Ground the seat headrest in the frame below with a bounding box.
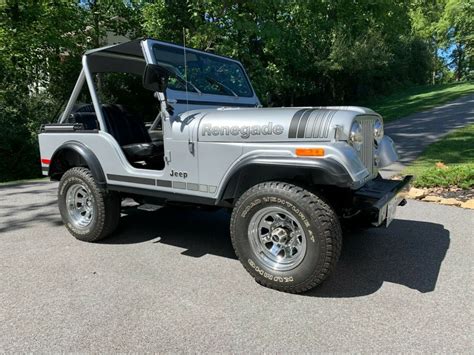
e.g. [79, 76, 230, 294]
[69, 112, 99, 130]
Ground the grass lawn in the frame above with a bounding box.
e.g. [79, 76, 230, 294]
[363, 81, 474, 122]
[403, 124, 474, 189]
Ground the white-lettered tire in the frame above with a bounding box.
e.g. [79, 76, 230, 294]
[58, 167, 120, 242]
[230, 181, 342, 293]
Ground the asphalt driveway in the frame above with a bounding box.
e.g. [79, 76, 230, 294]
[381, 93, 474, 177]
[1, 181, 472, 352]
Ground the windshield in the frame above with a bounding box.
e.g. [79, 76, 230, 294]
[152, 43, 253, 98]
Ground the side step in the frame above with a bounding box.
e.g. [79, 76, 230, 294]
[137, 204, 163, 212]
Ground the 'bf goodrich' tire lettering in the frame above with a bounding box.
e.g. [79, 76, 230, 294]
[230, 181, 342, 293]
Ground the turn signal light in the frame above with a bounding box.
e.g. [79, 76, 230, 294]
[295, 148, 325, 157]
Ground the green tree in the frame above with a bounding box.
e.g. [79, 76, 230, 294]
[0, 0, 449, 181]
[0, 1, 88, 181]
[437, 0, 473, 80]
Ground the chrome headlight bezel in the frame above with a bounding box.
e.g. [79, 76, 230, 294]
[374, 118, 384, 143]
[349, 121, 363, 150]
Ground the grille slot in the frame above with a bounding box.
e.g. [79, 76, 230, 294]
[357, 117, 377, 177]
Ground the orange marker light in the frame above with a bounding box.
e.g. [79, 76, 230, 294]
[295, 148, 325, 157]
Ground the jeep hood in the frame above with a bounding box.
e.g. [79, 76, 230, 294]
[187, 106, 380, 142]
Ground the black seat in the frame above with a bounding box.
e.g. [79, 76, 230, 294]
[101, 105, 151, 146]
[121, 142, 163, 160]
[67, 112, 99, 130]
[69, 105, 164, 169]
[101, 105, 164, 168]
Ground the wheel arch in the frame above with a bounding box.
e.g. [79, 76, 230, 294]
[49, 141, 106, 188]
[217, 157, 354, 206]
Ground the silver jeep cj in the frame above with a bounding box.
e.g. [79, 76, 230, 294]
[38, 38, 411, 293]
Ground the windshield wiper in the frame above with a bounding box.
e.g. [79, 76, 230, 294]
[170, 68, 202, 95]
[206, 77, 238, 98]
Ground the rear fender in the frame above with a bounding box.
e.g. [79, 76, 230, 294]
[49, 141, 106, 188]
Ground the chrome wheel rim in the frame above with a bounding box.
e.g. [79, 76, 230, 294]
[66, 183, 94, 228]
[248, 206, 307, 271]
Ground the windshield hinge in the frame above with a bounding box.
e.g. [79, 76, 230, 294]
[165, 150, 172, 164]
[188, 140, 195, 155]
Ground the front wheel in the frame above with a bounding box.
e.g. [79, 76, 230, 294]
[230, 182, 342, 293]
[58, 167, 120, 242]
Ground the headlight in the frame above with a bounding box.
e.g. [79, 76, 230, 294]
[374, 118, 384, 143]
[349, 121, 363, 150]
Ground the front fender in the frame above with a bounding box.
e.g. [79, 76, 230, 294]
[377, 136, 398, 168]
[216, 143, 372, 204]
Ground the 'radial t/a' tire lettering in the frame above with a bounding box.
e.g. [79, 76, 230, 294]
[230, 181, 342, 293]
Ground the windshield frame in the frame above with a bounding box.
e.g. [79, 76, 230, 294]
[142, 39, 258, 100]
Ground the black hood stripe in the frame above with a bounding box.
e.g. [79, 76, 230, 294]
[288, 109, 307, 138]
[297, 109, 314, 138]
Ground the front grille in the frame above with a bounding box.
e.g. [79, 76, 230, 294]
[357, 117, 377, 177]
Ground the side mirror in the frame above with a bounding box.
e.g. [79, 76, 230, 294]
[143, 64, 169, 92]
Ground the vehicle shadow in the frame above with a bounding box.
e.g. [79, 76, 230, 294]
[307, 219, 450, 297]
[106, 207, 450, 297]
[105, 207, 236, 259]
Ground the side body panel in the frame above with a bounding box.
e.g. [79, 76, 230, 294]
[39, 106, 398, 203]
[38, 117, 210, 198]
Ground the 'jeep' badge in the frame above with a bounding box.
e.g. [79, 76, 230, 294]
[170, 170, 188, 179]
[201, 122, 284, 139]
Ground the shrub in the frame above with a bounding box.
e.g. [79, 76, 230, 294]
[413, 164, 474, 189]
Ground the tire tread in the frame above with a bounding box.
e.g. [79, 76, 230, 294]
[59, 167, 120, 242]
[230, 181, 342, 293]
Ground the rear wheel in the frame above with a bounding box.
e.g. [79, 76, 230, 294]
[230, 181, 342, 293]
[58, 167, 120, 242]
